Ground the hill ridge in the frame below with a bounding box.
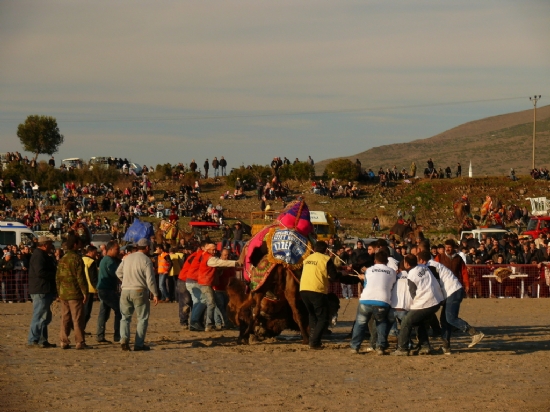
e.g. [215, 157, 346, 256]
[317, 105, 550, 176]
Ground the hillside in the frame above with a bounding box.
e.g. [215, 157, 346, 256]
[8, 173, 550, 244]
[105, 175, 550, 241]
[316, 105, 550, 176]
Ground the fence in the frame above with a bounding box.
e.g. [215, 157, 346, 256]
[466, 264, 549, 299]
[0, 270, 29, 303]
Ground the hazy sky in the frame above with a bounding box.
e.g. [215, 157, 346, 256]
[1, 0, 549, 170]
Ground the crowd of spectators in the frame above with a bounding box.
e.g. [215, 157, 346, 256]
[311, 179, 359, 198]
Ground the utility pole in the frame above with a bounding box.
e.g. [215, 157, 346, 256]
[530, 95, 541, 170]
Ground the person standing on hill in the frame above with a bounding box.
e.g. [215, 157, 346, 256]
[410, 162, 417, 177]
[456, 162, 462, 178]
[203, 159, 210, 179]
[219, 156, 227, 176]
[212, 157, 220, 177]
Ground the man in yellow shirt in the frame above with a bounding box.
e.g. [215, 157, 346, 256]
[82, 245, 99, 334]
[168, 247, 185, 302]
[300, 241, 360, 350]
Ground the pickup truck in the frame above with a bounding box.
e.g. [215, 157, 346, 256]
[460, 228, 510, 243]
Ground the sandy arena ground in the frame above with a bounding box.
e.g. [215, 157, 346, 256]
[1, 298, 550, 412]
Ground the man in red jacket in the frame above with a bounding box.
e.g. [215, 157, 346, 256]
[197, 243, 239, 332]
[184, 243, 205, 331]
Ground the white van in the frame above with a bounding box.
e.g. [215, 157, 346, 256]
[0, 222, 38, 248]
[89, 157, 110, 170]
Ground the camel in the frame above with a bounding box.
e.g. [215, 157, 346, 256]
[226, 200, 315, 345]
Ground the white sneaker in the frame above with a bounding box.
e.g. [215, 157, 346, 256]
[468, 332, 485, 348]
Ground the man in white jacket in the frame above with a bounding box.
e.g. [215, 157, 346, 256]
[392, 253, 444, 356]
[350, 250, 396, 355]
[425, 251, 485, 354]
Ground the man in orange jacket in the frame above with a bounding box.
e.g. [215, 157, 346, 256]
[177, 249, 196, 328]
[155, 245, 172, 303]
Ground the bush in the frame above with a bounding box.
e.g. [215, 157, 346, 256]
[323, 159, 359, 181]
[226, 165, 271, 187]
[153, 163, 173, 179]
[278, 162, 315, 182]
[180, 171, 201, 186]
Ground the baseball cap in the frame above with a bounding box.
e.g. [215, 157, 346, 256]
[137, 238, 150, 247]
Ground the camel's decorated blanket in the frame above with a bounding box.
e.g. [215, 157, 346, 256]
[244, 200, 315, 291]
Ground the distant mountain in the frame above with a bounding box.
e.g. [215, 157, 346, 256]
[316, 105, 550, 176]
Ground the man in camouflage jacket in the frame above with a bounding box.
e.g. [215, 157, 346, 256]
[56, 233, 89, 349]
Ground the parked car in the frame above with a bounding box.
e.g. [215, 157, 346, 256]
[0, 222, 37, 249]
[90, 233, 113, 249]
[127, 162, 143, 176]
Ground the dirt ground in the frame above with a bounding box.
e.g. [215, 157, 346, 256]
[1, 298, 549, 412]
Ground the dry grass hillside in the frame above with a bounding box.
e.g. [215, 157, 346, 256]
[316, 105, 550, 176]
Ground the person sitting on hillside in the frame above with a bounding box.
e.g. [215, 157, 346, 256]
[233, 187, 245, 200]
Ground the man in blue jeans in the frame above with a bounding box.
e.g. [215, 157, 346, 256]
[27, 236, 57, 348]
[116, 238, 159, 351]
[185, 243, 206, 331]
[350, 250, 396, 355]
[96, 240, 122, 344]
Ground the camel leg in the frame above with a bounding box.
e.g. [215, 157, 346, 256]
[237, 316, 249, 345]
[284, 271, 309, 345]
[244, 292, 263, 342]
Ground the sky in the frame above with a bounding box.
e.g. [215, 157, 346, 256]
[1, 0, 550, 170]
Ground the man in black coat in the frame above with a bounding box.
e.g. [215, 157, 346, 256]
[203, 159, 210, 179]
[27, 237, 57, 348]
[219, 156, 227, 176]
[350, 240, 374, 273]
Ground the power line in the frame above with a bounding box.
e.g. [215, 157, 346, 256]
[0, 95, 534, 124]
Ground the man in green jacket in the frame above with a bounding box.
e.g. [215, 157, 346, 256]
[56, 233, 89, 349]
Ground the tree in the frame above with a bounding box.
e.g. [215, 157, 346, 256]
[17, 115, 64, 162]
[323, 158, 360, 181]
[278, 162, 315, 182]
